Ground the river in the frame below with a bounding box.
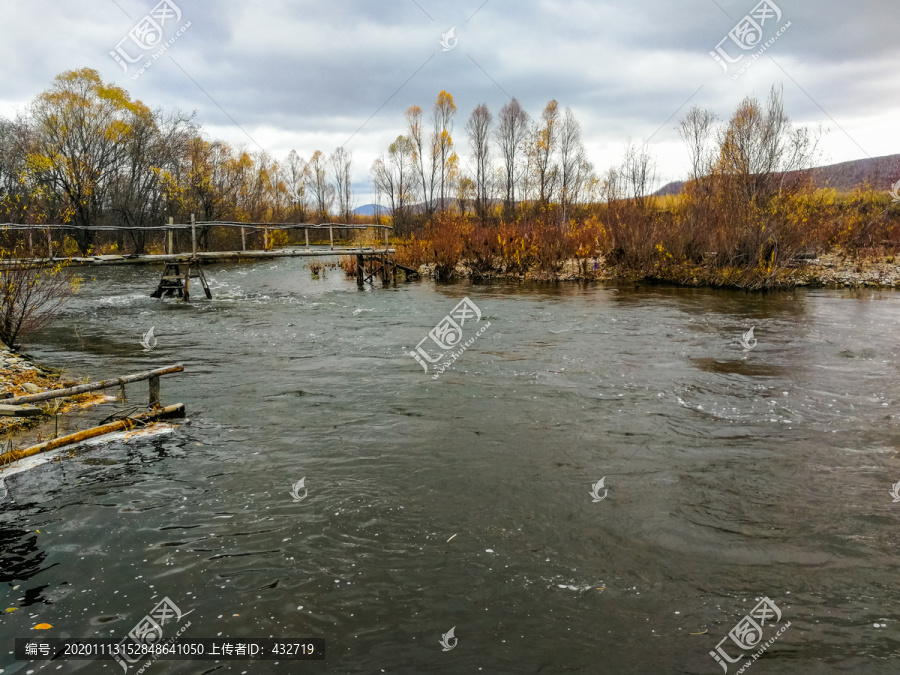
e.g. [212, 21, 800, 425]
[1, 260, 899, 674]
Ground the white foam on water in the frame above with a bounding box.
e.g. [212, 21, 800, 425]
[0, 423, 177, 479]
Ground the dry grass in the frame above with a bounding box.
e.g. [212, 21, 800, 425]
[339, 256, 357, 277]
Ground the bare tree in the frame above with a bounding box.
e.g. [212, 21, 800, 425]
[717, 86, 820, 204]
[558, 107, 590, 225]
[495, 98, 529, 221]
[371, 135, 418, 234]
[466, 103, 493, 224]
[307, 150, 333, 222]
[534, 99, 559, 208]
[406, 105, 435, 217]
[678, 106, 718, 183]
[330, 146, 353, 222]
[621, 140, 657, 208]
[110, 109, 195, 253]
[0, 256, 76, 349]
[282, 150, 310, 222]
[0, 116, 40, 225]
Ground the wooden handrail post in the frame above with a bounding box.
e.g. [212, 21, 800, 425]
[304, 227, 309, 248]
[329, 225, 334, 250]
[168, 217, 174, 255]
[241, 226, 246, 251]
[149, 376, 160, 407]
[191, 213, 197, 258]
[3, 365, 184, 406]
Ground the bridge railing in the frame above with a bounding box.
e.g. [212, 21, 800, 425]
[0, 218, 393, 257]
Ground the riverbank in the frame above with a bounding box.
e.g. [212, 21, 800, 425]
[413, 248, 900, 288]
[0, 348, 114, 442]
[0, 347, 70, 434]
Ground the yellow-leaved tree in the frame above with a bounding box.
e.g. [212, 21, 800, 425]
[28, 68, 152, 255]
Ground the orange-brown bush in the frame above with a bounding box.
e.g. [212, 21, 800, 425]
[424, 212, 471, 280]
[340, 256, 357, 277]
[388, 184, 900, 288]
[394, 235, 428, 271]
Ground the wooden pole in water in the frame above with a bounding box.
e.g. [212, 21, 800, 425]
[191, 213, 197, 258]
[0, 404, 185, 466]
[186, 213, 196, 301]
[264, 226, 269, 251]
[329, 225, 334, 250]
[149, 375, 160, 407]
[356, 254, 364, 286]
[241, 226, 246, 251]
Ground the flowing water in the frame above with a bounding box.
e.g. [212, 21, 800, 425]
[2, 260, 900, 674]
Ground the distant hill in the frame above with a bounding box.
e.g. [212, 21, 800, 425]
[809, 154, 900, 192]
[654, 154, 900, 196]
[353, 204, 391, 216]
[655, 180, 685, 196]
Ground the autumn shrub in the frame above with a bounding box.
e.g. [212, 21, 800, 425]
[270, 229, 290, 249]
[460, 223, 501, 278]
[394, 235, 428, 270]
[531, 220, 573, 275]
[828, 188, 899, 253]
[340, 256, 357, 277]
[424, 212, 470, 280]
[569, 216, 608, 277]
[0, 249, 78, 348]
[61, 236, 83, 257]
[602, 199, 666, 273]
[493, 220, 531, 275]
[352, 227, 381, 249]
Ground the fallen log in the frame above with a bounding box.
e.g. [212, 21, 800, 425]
[0, 404, 43, 417]
[3, 365, 184, 406]
[0, 403, 185, 466]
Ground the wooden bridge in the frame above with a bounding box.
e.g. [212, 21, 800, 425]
[0, 218, 420, 301]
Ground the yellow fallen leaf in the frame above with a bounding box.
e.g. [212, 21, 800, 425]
[33, 623, 52, 630]
[690, 629, 708, 635]
[5, 607, 18, 613]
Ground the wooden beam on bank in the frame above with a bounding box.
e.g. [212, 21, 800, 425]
[0, 404, 43, 417]
[3, 365, 184, 406]
[0, 404, 185, 466]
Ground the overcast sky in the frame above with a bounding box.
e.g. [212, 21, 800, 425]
[1, 0, 898, 205]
